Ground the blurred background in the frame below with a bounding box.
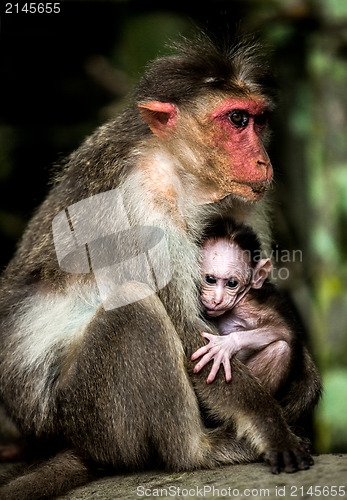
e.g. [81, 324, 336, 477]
[1, 0, 347, 453]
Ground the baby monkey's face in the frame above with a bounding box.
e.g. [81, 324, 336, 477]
[200, 238, 252, 317]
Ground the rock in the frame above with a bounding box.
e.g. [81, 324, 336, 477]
[55, 454, 347, 499]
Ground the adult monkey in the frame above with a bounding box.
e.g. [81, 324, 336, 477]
[0, 36, 318, 499]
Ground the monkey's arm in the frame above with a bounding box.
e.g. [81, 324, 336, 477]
[191, 328, 289, 384]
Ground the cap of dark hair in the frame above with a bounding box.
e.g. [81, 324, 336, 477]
[202, 217, 262, 264]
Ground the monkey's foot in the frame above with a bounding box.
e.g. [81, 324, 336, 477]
[262, 447, 314, 474]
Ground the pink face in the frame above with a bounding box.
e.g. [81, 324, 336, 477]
[138, 96, 273, 203]
[201, 239, 252, 317]
[210, 97, 273, 199]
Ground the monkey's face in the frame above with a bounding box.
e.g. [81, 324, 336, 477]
[139, 95, 273, 204]
[200, 239, 252, 317]
[204, 96, 273, 202]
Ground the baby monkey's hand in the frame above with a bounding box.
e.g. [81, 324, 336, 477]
[191, 332, 242, 383]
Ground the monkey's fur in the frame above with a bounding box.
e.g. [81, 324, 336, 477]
[0, 36, 321, 499]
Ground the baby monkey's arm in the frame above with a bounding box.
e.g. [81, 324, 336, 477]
[191, 328, 290, 387]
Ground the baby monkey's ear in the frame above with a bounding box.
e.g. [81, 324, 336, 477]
[251, 258, 272, 289]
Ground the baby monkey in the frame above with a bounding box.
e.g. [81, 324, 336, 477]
[192, 218, 293, 394]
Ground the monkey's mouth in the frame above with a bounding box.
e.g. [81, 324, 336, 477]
[230, 180, 271, 202]
[248, 182, 270, 194]
[204, 307, 226, 317]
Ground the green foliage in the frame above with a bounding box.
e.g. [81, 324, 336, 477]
[316, 369, 347, 452]
[318, 0, 347, 20]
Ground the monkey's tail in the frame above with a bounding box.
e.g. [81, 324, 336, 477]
[0, 449, 93, 500]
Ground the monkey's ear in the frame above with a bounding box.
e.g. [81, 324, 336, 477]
[138, 101, 177, 137]
[251, 258, 272, 289]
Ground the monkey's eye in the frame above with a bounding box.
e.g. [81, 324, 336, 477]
[226, 279, 238, 288]
[228, 111, 249, 128]
[254, 113, 269, 127]
[205, 275, 217, 285]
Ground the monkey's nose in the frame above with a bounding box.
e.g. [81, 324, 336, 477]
[213, 296, 223, 306]
[256, 159, 267, 168]
[257, 158, 271, 171]
[256, 150, 273, 182]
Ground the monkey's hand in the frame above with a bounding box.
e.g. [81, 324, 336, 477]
[191, 332, 242, 384]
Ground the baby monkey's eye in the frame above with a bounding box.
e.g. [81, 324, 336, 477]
[226, 279, 238, 288]
[205, 275, 217, 285]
